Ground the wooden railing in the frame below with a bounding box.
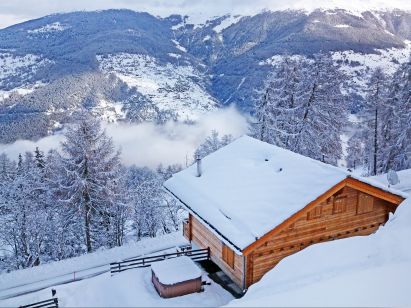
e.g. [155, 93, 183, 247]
[110, 248, 210, 274]
[20, 298, 58, 308]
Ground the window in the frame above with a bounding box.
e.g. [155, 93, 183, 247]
[307, 206, 322, 220]
[222, 243, 235, 269]
[357, 193, 374, 214]
[333, 196, 347, 214]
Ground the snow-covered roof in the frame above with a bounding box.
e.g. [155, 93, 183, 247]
[151, 256, 202, 285]
[164, 136, 407, 251]
[370, 169, 411, 194]
[229, 197, 411, 307]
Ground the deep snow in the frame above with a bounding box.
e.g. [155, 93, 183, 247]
[151, 256, 202, 285]
[0, 267, 232, 307]
[165, 136, 406, 251]
[229, 197, 411, 307]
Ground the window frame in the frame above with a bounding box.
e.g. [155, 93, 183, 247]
[333, 196, 347, 214]
[357, 192, 374, 215]
[307, 206, 322, 220]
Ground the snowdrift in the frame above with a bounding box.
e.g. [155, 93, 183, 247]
[230, 198, 411, 307]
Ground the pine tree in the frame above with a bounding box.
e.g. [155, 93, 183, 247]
[295, 53, 346, 164]
[379, 58, 411, 172]
[34, 147, 45, 169]
[361, 68, 387, 175]
[256, 56, 302, 147]
[256, 54, 346, 165]
[58, 115, 125, 253]
[127, 166, 164, 240]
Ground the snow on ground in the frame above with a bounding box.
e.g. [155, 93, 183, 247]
[334, 24, 351, 28]
[172, 39, 187, 53]
[151, 256, 202, 285]
[229, 197, 411, 307]
[260, 41, 411, 98]
[0, 53, 52, 89]
[0, 81, 48, 102]
[213, 15, 242, 33]
[0, 265, 233, 307]
[27, 22, 69, 34]
[371, 169, 411, 193]
[97, 53, 218, 121]
[0, 232, 187, 295]
[332, 40, 411, 96]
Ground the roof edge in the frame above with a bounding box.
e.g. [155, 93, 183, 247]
[163, 186, 244, 254]
[242, 176, 406, 255]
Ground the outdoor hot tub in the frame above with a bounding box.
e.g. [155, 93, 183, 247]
[151, 256, 202, 298]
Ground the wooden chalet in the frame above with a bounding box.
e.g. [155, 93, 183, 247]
[164, 136, 407, 291]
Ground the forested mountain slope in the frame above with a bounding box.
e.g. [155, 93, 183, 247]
[0, 8, 410, 142]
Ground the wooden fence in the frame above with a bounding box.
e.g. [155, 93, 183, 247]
[20, 298, 58, 308]
[110, 248, 210, 274]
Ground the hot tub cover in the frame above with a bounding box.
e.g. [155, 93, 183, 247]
[151, 256, 202, 285]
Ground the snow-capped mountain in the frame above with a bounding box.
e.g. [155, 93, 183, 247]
[0, 8, 410, 142]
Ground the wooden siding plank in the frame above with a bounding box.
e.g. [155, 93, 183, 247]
[246, 184, 401, 285]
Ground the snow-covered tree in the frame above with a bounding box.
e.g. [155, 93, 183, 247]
[360, 68, 388, 175]
[156, 163, 183, 181]
[0, 151, 49, 270]
[379, 58, 411, 173]
[255, 56, 302, 147]
[294, 53, 346, 165]
[127, 166, 164, 240]
[194, 130, 233, 159]
[58, 115, 125, 253]
[257, 54, 346, 165]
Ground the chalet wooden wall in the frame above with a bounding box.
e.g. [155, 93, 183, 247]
[245, 186, 398, 287]
[189, 215, 244, 288]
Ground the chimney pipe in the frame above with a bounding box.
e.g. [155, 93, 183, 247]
[196, 154, 202, 177]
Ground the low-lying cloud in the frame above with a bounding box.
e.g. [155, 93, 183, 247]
[0, 107, 249, 168]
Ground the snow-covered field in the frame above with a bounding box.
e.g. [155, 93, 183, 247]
[0, 233, 188, 300]
[0, 53, 52, 89]
[0, 266, 232, 307]
[0, 233, 233, 307]
[97, 53, 218, 120]
[230, 197, 411, 307]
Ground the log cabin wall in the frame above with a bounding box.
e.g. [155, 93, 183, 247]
[189, 215, 244, 288]
[246, 186, 398, 287]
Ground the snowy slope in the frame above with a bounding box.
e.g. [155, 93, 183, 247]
[332, 40, 411, 97]
[261, 40, 411, 99]
[97, 53, 218, 121]
[370, 169, 411, 193]
[0, 267, 232, 307]
[229, 197, 411, 307]
[0, 232, 187, 299]
[0, 232, 233, 307]
[0, 52, 52, 91]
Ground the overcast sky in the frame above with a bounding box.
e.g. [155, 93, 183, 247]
[0, 0, 410, 29]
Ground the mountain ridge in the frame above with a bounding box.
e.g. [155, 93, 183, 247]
[0, 8, 410, 142]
